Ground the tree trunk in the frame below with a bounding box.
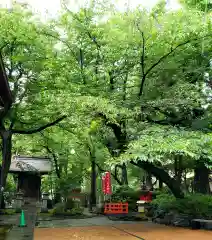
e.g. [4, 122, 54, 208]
[0, 169, 5, 209]
[174, 156, 183, 185]
[0, 130, 12, 208]
[131, 160, 184, 198]
[114, 164, 123, 185]
[90, 159, 96, 209]
[114, 163, 128, 186]
[146, 173, 153, 190]
[121, 163, 128, 185]
[194, 161, 210, 194]
[159, 180, 163, 189]
[54, 191, 61, 204]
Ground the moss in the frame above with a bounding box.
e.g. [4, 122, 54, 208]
[0, 209, 16, 215]
[37, 212, 51, 216]
[0, 224, 12, 240]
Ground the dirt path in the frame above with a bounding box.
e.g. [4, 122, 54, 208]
[34, 222, 212, 240]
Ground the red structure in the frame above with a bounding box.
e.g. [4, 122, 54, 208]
[105, 172, 112, 195]
[104, 203, 128, 214]
[102, 174, 106, 194]
[102, 171, 112, 195]
[140, 191, 152, 202]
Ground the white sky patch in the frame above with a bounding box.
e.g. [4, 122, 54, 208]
[1, 0, 181, 19]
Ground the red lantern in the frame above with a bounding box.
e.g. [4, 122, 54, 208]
[140, 191, 152, 202]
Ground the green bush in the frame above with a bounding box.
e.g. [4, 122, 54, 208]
[0, 209, 16, 215]
[51, 202, 84, 216]
[65, 199, 75, 210]
[151, 193, 212, 219]
[109, 186, 157, 211]
[52, 202, 65, 215]
[108, 186, 141, 211]
[69, 207, 84, 215]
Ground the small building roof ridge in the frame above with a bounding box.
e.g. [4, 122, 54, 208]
[13, 155, 51, 160]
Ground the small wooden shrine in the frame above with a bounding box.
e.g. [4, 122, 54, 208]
[9, 156, 52, 200]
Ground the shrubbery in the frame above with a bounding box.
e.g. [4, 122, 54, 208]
[0, 209, 16, 215]
[108, 186, 156, 211]
[50, 201, 84, 216]
[151, 193, 212, 220]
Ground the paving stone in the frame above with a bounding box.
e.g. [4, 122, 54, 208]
[6, 201, 37, 240]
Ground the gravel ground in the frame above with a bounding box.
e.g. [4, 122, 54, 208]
[34, 222, 212, 240]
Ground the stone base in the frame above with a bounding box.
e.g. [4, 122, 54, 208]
[41, 208, 49, 213]
[191, 219, 212, 230]
[15, 208, 22, 213]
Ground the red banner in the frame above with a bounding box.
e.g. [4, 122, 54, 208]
[102, 172, 112, 195]
[102, 173, 106, 194]
[105, 171, 112, 195]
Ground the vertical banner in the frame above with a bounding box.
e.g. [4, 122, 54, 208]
[102, 173, 106, 194]
[105, 171, 112, 195]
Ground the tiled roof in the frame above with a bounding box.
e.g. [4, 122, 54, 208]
[9, 156, 52, 173]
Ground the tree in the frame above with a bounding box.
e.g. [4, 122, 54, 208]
[0, 6, 68, 207]
[180, 0, 212, 12]
[4, 1, 212, 205]
[51, 2, 212, 197]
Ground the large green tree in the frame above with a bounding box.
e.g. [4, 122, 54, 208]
[51, 1, 212, 198]
[0, 5, 68, 207]
[3, 1, 212, 208]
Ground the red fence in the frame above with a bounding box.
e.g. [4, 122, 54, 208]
[104, 203, 128, 214]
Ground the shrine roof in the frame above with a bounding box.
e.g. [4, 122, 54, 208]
[9, 155, 52, 174]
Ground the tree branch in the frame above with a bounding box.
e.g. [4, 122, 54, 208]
[130, 160, 184, 198]
[79, 48, 86, 84]
[138, 34, 212, 97]
[95, 162, 122, 185]
[96, 113, 122, 141]
[44, 145, 61, 179]
[143, 104, 204, 128]
[12, 115, 66, 134]
[115, 164, 123, 185]
[38, 30, 78, 62]
[139, 30, 145, 82]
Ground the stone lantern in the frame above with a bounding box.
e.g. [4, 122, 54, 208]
[15, 191, 24, 212]
[41, 193, 49, 213]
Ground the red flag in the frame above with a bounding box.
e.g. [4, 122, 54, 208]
[105, 172, 112, 195]
[102, 173, 106, 194]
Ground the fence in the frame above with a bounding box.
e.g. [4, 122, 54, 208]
[104, 203, 128, 214]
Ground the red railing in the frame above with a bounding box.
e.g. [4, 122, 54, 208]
[104, 203, 128, 214]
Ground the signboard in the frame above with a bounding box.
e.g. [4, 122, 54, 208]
[105, 171, 112, 195]
[102, 172, 112, 195]
[102, 173, 106, 194]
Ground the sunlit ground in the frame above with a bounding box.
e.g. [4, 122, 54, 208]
[34, 223, 212, 240]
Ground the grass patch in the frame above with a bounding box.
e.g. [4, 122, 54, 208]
[0, 209, 16, 215]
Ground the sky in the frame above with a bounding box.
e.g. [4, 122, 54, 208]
[1, 0, 181, 18]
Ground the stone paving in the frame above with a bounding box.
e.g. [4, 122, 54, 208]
[2, 208, 212, 240]
[36, 215, 137, 228]
[0, 213, 19, 225]
[5, 201, 37, 240]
